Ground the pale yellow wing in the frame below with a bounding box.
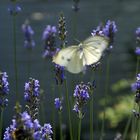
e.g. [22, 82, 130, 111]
[66, 49, 84, 74]
[52, 45, 78, 67]
[82, 35, 109, 65]
[53, 35, 109, 73]
[83, 35, 109, 52]
[53, 45, 85, 74]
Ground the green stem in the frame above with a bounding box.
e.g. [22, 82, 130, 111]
[40, 60, 48, 123]
[59, 111, 63, 140]
[13, 15, 18, 102]
[90, 93, 93, 140]
[130, 56, 140, 139]
[122, 113, 132, 139]
[100, 112, 105, 140]
[58, 85, 63, 140]
[27, 49, 32, 78]
[73, 12, 78, 39]
[137, 104, 140, 140]
[100, 55, 111, 140]
[64, 79, 73, 140]
[78, 118, 82, 140]
[51, 85, 56, 140]
[89, 71, 96, 140]
[131, 104, 137, 140]
[40, 91, 45, 124]
[0, 109, 3, 140]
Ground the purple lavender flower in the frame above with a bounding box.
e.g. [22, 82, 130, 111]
[21, 112, 33, 129]
[8, 5, 21, 16]
[4, 111, 34, 140]
[132, 74, 140, 119]
[103, 20, 117, 39]
[131, 74, 140, 92]
[41, 123, 53, 140]
[33, 119, 41, 131]
[135, 27, 140, 54]
[91, 25, 104, 36]
[0, 71, 9, 110]
[42, 25, 57, 40]
[33, 123, 53, 140]
[131, 83, 137, 92]
[33, 131, 42, 140]
[73, 104, 79, 113]
[135, 74, 140, 89]
[3, 104, 53, 140]
[22, 22, 35, 49]
[42, 25, 58, 58]
[3, 125, 16, 140]
[24, 78, 40, 120]
[54, 64, 65, 85]
[132, 74, 140, 103]
[136, 27, 140, 37]
[54, 98, 63, 111]
[73, 82, 91, 118]
[74, 84, 90, 101]
[135, 47, 140, 55]
[91, 20, 117, 48]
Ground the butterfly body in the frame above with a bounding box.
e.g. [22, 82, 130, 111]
[53, 35, 109, 74]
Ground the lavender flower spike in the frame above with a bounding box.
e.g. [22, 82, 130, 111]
[22, 21, 35, 49]
[41, 123, 53, 140]
[132, 73, 140, 103]
[3, 111, 33, 140]
[135, 47, 140, 56]
[54, 97, 63, 111]
[24, 78, 40, 120]
[0, 71, 9, 110]
[91, 20, 117, 47]
[73, 82, 92, 118]
[42, 25, 58, 58]
[8, 5, 21, 16]
[136, 27, 140, 37]
[3, 103, 53, 140]
[54, 64, 65, 85]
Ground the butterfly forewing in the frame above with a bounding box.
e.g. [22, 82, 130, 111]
[82, 35, 109, 65]
[83, 35, 109, 52]
[52, 46, 77, 67]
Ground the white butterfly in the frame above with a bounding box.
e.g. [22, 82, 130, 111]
[53, 35, 109, 74]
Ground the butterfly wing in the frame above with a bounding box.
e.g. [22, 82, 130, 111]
[66, 49, 84, 73]
[83, 35, 109, 52]
[53, 46, 77, 66]
[53, 35, 109, 74]
[53, 46, 84, 73]
[82, 35, 109, 65]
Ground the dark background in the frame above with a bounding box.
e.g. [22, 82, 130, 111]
[0, 0, 139, 139]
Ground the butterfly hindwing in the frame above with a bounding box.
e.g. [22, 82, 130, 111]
[83, 46, 102, 65]
[66, 49, 84, 73]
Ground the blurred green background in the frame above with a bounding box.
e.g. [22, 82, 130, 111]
[0, 0, 139, 139]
